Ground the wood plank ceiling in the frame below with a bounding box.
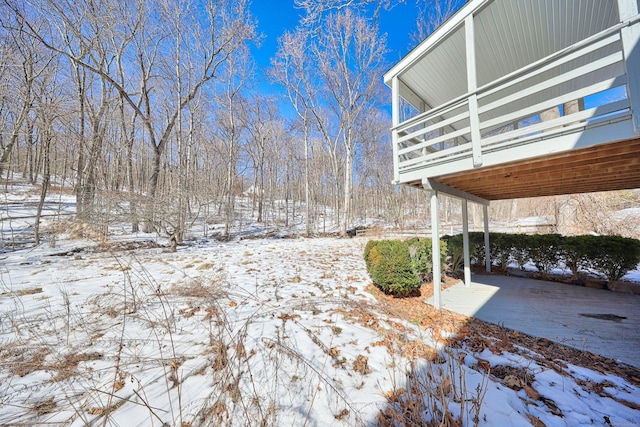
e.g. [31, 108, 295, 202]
[420, 138, 640, 200]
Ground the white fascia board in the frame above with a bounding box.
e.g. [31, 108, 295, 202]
[383, 0, 488, 86]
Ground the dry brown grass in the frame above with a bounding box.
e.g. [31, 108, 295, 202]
[32, 397, 57, 417]
[13, 287, 43, 297]
[49, 351, 103, 381]
[196, 262, 214, 271]
[5, 346, 50, 377]
[47, 220, 104, 240]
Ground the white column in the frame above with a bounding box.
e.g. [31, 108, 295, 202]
[431, 190, 441, 309]
[466, 14, 482, 166]
[618, 0, 640, 133]
[483, 204, 490, 272]
[462, 198, 471, 287]
[391, 76, 401, 182]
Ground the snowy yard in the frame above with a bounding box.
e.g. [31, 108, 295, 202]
[1, 233, 640, 426]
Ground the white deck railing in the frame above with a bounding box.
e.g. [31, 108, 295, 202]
[392, 22, 634, 179]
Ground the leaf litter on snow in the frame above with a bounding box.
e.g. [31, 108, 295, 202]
[1, 235, 639, 426]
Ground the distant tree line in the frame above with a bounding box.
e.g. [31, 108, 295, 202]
[1, 0, 637, 245]
[0, 0, 417, 242]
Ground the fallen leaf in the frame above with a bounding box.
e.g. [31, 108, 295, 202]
[525, 385, 541, 400]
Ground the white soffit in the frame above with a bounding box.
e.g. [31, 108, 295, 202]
[474, 0, 619, 87]
[387, 0, 621, 111]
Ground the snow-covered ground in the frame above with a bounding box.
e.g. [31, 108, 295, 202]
[2, 182, 640, 426]
[1, 235, 639, 426]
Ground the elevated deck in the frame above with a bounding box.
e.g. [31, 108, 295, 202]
[384, 0, 640, 308]
[384, 0, 640, 201]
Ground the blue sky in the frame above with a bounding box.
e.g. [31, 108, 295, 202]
[249, 1, 421, 72]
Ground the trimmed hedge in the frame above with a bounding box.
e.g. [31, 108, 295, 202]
[443, 232, 640, 281]
[584, 235, 640, 281]
[528, 234, 563, 279]
[364, 238, 447, 296]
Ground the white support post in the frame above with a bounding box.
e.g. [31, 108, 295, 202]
[618, 0, 640, 133]
[483, 204, 491, 272]
[465, 14, 483, 166]
[391, 76, 401, 182]
[469, 95, 482, 166]
[462, 198, 471, 287]
[431, 190, 442, 309]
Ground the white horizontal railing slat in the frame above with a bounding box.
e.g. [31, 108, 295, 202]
[481, 99, 631, 147]
[480, 110, 631, 155]
[480, 75, 627, 131]
[478, 52, 623, 115]
[398, 126, 470, 155]
[397, 109, 470, 145]
[398, 141, 472, 170]
[395, 99, 468, 133]
[479, 33, 621, 101]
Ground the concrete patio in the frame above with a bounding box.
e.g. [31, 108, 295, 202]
[427, 274, 640, 368]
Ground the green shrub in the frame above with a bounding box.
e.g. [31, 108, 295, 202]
[406, 237, 448, 281]
[528, 234, 563, 278]
[468, 232, 487, 266]
[363, 240, 420, 296]
[406, 238, 431, 283]
[560, 235, 592, 279]
[363, 239, 378, 271]
[443, 234, 476, 272]
[443, 234, 462, 272]
[586, 235, 640, 281]
[439, 232, 640, 282]
[491, 233, 514, 272]
[363, 238, 448, 296]
[510, 234, 532, 270]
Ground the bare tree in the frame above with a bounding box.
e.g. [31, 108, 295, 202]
[6, 0, 256, 233]
[0, 17, 52, 178]
[270, 30, 319, 236]
[411, 0, 464, 45]
[32, 58, 63, 245]
[313, 9, 387, 235]
[215, 49, 252, 239]
[294, 0, 395, 27]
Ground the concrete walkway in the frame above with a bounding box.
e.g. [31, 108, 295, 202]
[427, 274, 640, 368]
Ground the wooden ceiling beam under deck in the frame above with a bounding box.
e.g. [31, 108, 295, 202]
[413, 137, 640, 200]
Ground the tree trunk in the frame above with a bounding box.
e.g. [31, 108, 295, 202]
[304, 134, 311, 237]
[35, 131, 52, 245]
[74, 64, 87, 221]
[340, 146, 352, 237]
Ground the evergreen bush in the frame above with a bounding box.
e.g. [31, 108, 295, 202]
[406, 238, 432, 283]
[443, 234, 466, 272]
[468, 232, 487, 266]
[363, 239, 378, 271]
[363, 240, 420, 296]
[443, 232, 640, 282]
[491, 232, 514, 272]
[406, 237, 448, 281]
[525, 234, 563, 279]
[587, 235, 640, 281]
[560, 235, 592, 279]
[510, 234, 531, 270]
[364, 238, 448, 296]
[367, 233, 640, 293]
